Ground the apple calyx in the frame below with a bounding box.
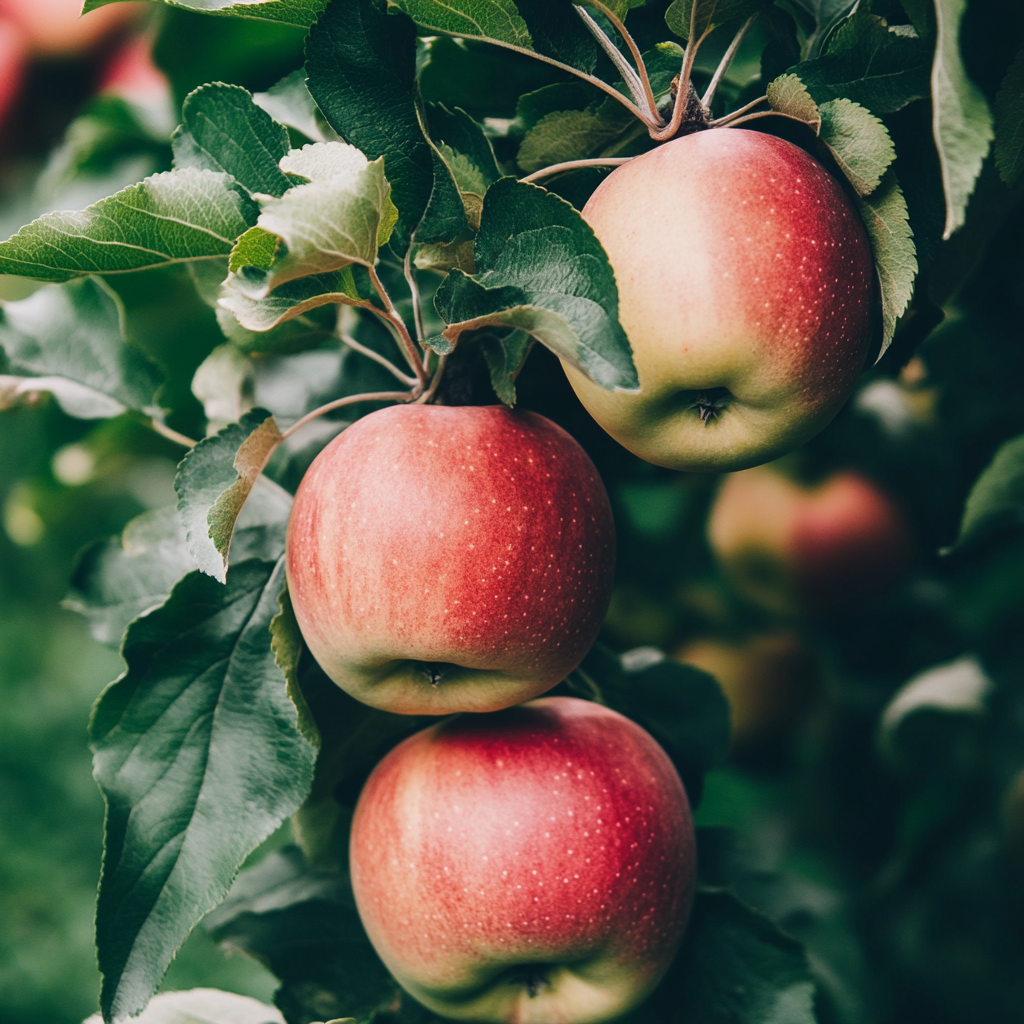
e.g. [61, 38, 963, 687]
[688, 388, 731, 425]
[417, 661, 453, 687]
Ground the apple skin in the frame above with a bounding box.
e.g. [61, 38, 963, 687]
[707, 463, 912, 615]
[350, 696, 695, 1024]
[562, 129, 875, 472]
[0, 17, 27, 126]
[0, 0, 143, 57]
[286, 405, 615, 716]
[675, 632, 820, 753]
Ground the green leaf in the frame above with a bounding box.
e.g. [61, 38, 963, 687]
[305, 0, 431, 251]
[175, 408, 286, 583]
[90, 557, 317, 1023]
[481, 328, 534, 405]
[216, 300, 337, 355]
[226, 143, 397, 298]
[994, 46, 1024, 188]
[229, 226, 280, 273]
[66, 481, 294, 648]
[204, 846, 398, 1024]
[254, 69, 338, 144]
[788, 0, 857, 58]
[665, 0, 769, 41]
[434, 177, 637, 390]
[416, 143, 471, 244]
[818, 97, 896, 196]
[220, 269, 364, 331]
[428, 103, 502, 189]
[392, 0, 532, 46]
[516, 107, 633, 174]
[0, 277, 164, 417]
[83, 0, 328, 27]
[956, 433, 1024, 548]
[0, 169, 258, 282]
[270, 585, 319, 747]
[82, 988, 286, 1024]
[931, 0, 994, 239]
[172, 83, 294, 198]
[855, 169, 916, 358]
[765, 73, 821, 131]
[651, 889, 818, 1023]
[788, 8, 931, 114]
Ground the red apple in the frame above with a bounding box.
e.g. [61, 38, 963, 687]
[350, 696, 695, 1023]
[674, 632, 820, 753]
[562, 128, 875, 472]
[707, 463, 913, 615]
[0, 0, 143, 58]
[99, 32, 167, 102]
[0, 17, 27, 126]
[286, 405, 615, 715]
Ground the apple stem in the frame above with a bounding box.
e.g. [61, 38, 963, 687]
[650, 18, 712, 141]
[708, 94, 770, 127]
[702, 15, 757, 113]
[339, 329, 419, 387]
[573, 3, 659, 122]
[148, 417, 197, 449]
[715, 108, 817, 131]
[520, 157, 634, 184]
[414, 354, 448, 405]
[278, 391, 414, 443]
[367, 264, 430, 390]
[403, 246, 427, 345]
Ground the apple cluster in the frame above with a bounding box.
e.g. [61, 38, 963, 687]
[286, 404, 696, 1023]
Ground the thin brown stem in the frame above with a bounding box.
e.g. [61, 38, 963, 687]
[702, 15, 756, 112]
[279, 390, 413, 442]
[367, 264, 429, 387]
[574, 4, 653, 119]
[150, 418, 197, 448]
[414, 353, 448, 405]
[403, 247, 426, 344]
[709, 93, 768, 127]
[650, 23, 712, 141]
[466, 36, 654, 126]
[521, 157, 633, 183]
[340, 332, 418, 386]
[717, 109, 816, 129]
[578, 0, 659, 121]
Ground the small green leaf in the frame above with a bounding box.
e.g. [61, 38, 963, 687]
[765, 73, 821, 131]
[391, 0, 532, 46]
[994, 46, 1024, 188]
[0, 169, 258, 282]
[255, 69, 337, 144]
[818, 97, 896, 196]
[434, 177, 637, 391]
[788, 8, 931, 114]
[204, 846, 398, 1023]
[416, 143, 471, 245]
[172, 83, 294, 198]
[956, 434, 1024, 548]
[305, 0, 431, 251]
[429, 104, 501, 188]
[175, 408, 285, 583]
[82, 989, 286, 1024]
[516, 107, 633, 174]
[855, 169, 917, 358]
[481, 329, 534, 406]
[83, 0, 327, 26]
[229, 226, 280, 272]
[0, 277, 163, 417]
[91, 558, 317, 1024]
[653, 890, 818, 1022]
[271, 583, 319, 747]
[931, 0, 994, 239]
[665, 0, 769, 41]
[220, 270, 364, 332]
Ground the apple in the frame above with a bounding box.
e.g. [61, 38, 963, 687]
[98, 32, 168, 102]
[350, 696, 695, 1024]
[0, 17, 27, 126]
[0, 0, 143, 58]
[562, 128, 875, 473]
[675, 632, 820, 753]
[707, 462, 912, 615]
[286, 404, 615, 716]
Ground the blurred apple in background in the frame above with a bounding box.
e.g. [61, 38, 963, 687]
[0, 0, 144, 58]
[708, 462, 913, 616]
[675, 632, 821, 757]
[0, 17, 27, 125]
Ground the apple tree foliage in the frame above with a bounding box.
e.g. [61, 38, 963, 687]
[0, 0, 1023, 1022]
